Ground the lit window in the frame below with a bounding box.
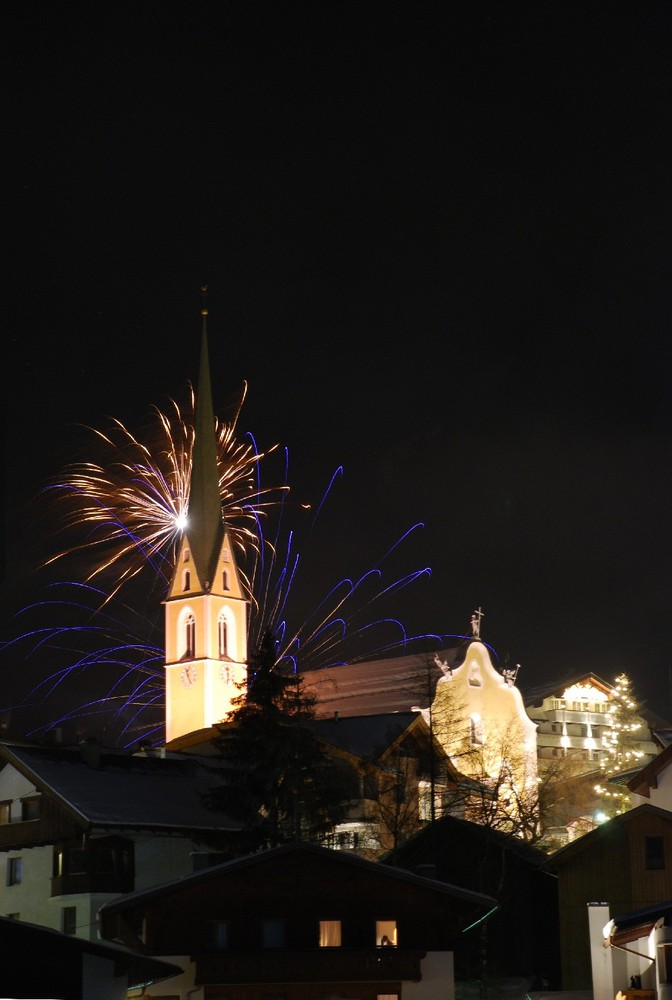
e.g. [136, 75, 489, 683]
[7, 857, 22, 886]
[0, 801, 10, 824]
[262, 919, 285, 948]
[319, 920, 342, 947]
[62, 906, 77, 935]
[376, 920, 397, 947]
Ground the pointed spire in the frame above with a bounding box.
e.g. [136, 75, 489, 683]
[187, 288, 225, 589]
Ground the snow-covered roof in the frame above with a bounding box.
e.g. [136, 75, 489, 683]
[0, 741, 241, 832]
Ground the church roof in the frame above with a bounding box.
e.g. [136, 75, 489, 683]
[303, 643, 472, 718]
[309, 711, 421, 759]
[185, 312, 226, 589]
[0, 741, 241, 833]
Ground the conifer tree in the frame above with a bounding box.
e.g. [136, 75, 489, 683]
[594, 672, 645, 817]
[205, 630, 353, 853]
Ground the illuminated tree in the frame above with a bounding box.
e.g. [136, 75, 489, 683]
[594, 672, 645, 817]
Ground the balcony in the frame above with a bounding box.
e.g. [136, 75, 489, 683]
[195, 948, 424, 985]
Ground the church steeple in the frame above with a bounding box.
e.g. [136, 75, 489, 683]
[186, 299, 225, 591]
[163, 297, 249, 747]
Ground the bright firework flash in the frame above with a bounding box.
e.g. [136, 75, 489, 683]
[42, 382, 282, 603]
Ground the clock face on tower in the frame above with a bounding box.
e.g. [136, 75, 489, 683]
[180, 664, 198, 687]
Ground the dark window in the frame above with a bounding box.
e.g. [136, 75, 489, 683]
[0, 801, 10, 824]
[67, 849, 88, 875]
[7, 857, 22, 886]
[207, 920, 229, 950]
[262, 920, 285, 948]
[646, 836, 665, 870]
[185, 614, 195, 657]
[62, 906, 77, 935]
[21, 798, 40, 821]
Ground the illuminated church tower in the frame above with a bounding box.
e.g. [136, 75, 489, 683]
[164, 305, 248, 745]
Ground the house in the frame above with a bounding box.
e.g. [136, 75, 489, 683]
[629, 742, 672, 810]
[0, 913, 181, 1000]
[309, 710, 490, 856]
[381, 811, 561, 987]
[0, 739, 241, 939]
[98, 840, 498, 1000]
[546, 803, 672, 991]
[523, 672, 668, 848]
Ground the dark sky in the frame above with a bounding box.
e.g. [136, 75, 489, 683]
[4, 2, 672, 725]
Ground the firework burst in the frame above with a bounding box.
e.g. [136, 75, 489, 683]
[43, 382, 281, 602]
[3, 386, 436, 748]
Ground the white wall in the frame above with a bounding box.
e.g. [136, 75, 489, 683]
[405, 950, 454, 1000]
[82, 953, 128, 1000]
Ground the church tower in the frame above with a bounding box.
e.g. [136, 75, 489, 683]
[164, 304, 248, 745]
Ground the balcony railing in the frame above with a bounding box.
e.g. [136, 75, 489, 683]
[195, 948, 424, 985]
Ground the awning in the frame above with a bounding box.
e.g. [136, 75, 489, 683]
[609, 902, 672, 948]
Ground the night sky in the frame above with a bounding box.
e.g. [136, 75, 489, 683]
[4, 2, 672, 729]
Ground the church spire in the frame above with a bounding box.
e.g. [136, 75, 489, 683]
[186, 290, 224, 591]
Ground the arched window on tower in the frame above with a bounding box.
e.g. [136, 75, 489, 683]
[183, 570, 191, 592]
[218, 613, 228, 659]
[185, 614, 195, 659]
[222, 569, 229, 591]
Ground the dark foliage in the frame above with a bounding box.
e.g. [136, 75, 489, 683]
[204, 631, 354, 852]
